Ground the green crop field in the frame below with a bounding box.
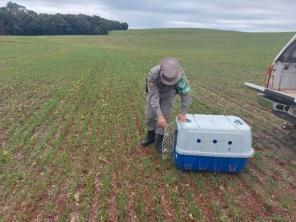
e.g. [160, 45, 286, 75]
[0, 29, 295, 221]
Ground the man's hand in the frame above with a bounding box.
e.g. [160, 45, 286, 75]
[158, 115, 167, 128]
[177, 113, 186, 122]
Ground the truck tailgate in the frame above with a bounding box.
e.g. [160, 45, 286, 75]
[244, 82, 296, 105]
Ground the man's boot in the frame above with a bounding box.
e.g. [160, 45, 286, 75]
[155, 134, 164, 152]
[141, 130, 155, 147]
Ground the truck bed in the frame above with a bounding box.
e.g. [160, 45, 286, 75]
[281, 89, 296, 97]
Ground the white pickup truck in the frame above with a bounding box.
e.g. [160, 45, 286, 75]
[245, 34, 296, 125]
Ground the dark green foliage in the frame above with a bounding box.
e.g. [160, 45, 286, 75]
[0, 2, 128, 35]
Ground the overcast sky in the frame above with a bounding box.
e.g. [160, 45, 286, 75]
[1, 0, 296, 32]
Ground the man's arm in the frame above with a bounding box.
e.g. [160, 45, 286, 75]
[177, 75, 192, 114]
[147, 74, 162, 117]
[180, 93, 192, 114]
[177, 75, 192, 121]
[177, 93, 192, 121]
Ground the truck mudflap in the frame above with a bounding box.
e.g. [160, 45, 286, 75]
[272, 110, 296, 124]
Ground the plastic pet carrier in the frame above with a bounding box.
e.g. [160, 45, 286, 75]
[164, 114, 254, 173]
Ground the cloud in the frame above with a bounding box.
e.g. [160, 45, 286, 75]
[1, 0, 296, 32]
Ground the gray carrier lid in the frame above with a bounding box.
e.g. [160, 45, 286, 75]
[175, 114, 254, 158]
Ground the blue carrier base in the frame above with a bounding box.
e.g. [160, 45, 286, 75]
[174, 152, 249, 173]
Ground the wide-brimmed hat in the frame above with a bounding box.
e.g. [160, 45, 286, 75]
[159, 57, 183, 85]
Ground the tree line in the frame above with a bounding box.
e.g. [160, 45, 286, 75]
[0, 2, 128, 35]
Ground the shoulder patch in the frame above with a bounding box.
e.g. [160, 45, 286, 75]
[176, 76, 191, 95]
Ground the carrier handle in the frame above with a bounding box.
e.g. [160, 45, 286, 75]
[185, 118, 191, 123]
[234, 119, 243, 125]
